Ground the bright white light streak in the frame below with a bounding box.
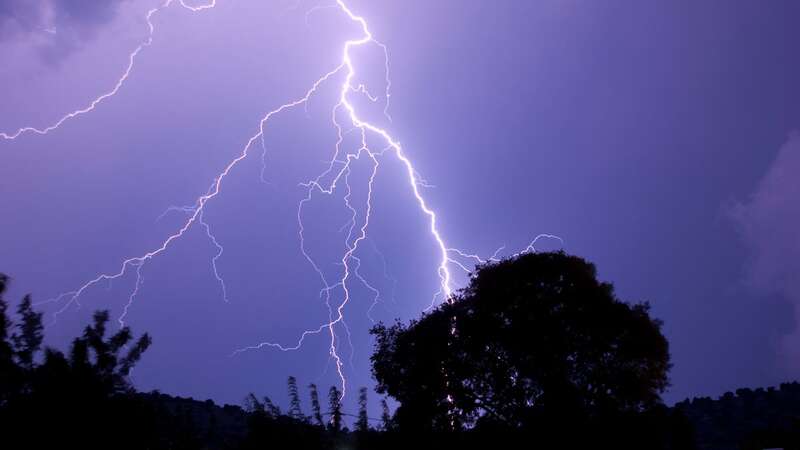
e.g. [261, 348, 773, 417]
[27, 0, 562, 401]
[1, 0, 217, 140]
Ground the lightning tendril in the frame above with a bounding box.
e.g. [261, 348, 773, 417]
[7, 0, 562, 399]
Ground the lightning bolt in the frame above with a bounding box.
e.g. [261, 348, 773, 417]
[1, 0, 217, 141]
[9, 0, 563, 400]
[233, 3, 455, 398]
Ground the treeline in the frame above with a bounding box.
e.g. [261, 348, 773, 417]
[0, 252, 689, 450]
[0, 273, 384, 449]
[138, 380, 800, 450]
[235, 377, 393, 449]
[677, 382, 800, 450]
[0, 274, 202, 449]
[242, 377, 390, 432]
[5, 252, 799, 449]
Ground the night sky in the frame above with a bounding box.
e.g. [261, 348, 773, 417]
[2, 0, 800, 416]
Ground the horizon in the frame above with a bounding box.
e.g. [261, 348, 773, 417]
[2, 0, 800, 416]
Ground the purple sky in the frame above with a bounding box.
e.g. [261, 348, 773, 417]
[2, 0, 800, 415]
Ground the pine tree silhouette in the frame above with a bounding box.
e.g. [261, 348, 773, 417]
[287, 376, 304, 420]
[328, 386, 342, 432]
[309, 383, 324, 426]
[380, 398, 392, 431]
[357, 387, 369, 432]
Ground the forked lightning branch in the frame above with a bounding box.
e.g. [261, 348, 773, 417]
[2, 0, 560, 399]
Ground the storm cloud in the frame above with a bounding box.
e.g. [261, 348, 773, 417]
[731, 132, 800, 367]
[0, 0, 128, 62]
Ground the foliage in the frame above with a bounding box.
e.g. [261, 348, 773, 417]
[678, 382, 800, 450]
[287, 376, 303, 420]
[328, 385, 343, 432]
[371, 251, 672, 435]
[0, 256, 699, 449]
[0, 273, 185, 450]
[380, 398, 393, 431]
[308, 383, 324, 426]
[357, 386, 369, 432]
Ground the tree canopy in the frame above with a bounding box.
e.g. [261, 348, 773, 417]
[371, 251, 671, 432]
[0, 273, 158, 449]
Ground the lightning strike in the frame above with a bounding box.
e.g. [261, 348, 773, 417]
[0, 0, 217, 141]
[10, 0, 562, 401]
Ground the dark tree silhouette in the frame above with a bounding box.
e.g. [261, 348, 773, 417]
[0, 261, 692, 449]
[70, 310, 152, 391]
[371, 252, 671, 434]
[11, 295, 42, 371]
[244, 392, 266, 415]
[309, 383, 324, 426]
[0, 273, 167, 449]
[357, 386, 369, 432]
[380, 398, 392, 431]
[263, 394, 282, 417]
[242, 388, 326, 450]
[0, 273, 20, 407]
[328, 386, 343, 432]
[287, 375, 304, 420]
